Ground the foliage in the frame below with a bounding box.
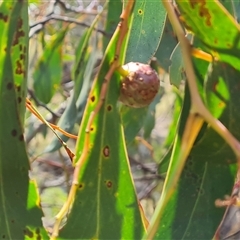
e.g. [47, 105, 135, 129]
[0, 0, 240, 239]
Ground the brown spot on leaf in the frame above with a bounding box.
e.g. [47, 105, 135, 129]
[189, 0, 211, 26]
[16, 85, 21, 92]
[23, 228, 34, 238]
[18, 97, 22, 103]
[78, 183, 84, 189]
[103, 146, 110, 157]
[13, 18, 25, 46]
[0, 13, 8, 22]
[90, 96, 95, 102]
[107, 105, 112, 111]
[19, 134, 24, 141]
[15, 60, 24, 75]
[106, 180, 112, 188]
[2, 235, 5, 239]
[7, 82, 13, 90]
[11, 129, 17, 137]
[138, 9, 143, 15]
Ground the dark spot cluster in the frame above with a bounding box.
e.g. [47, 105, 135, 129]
[15, 59, 24, 75]
[13, 18, 25, 46]
[190, 0, 211, 26]
[11, 129, 24, 141]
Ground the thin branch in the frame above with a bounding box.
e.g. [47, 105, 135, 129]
[129, 156, 158, 175]
[29, 14, 110, 38]
[56, 0, 100, 15]
[28, 89, 61, 118]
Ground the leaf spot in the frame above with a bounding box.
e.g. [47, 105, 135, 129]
[107, 105, 112, 111]
[138, 9, 143, 15]
[0, 13, 8, 22]
[23, 228, 34, 238]
[103, 146, 110, 157]
[13, 18, 25, 46]
[19, 134, 24, 141]
[78, 183, 84, 190]
[11, 129, 17, 137]
[35, 228, 40, 234]
[6, 82, 13, 90]
[90, 95, 95, 102]
[16, 85, 21, 92]
[106, 180, 112, 188]
[189, 0, 211, 26]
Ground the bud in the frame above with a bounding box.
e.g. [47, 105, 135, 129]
[119, 62, 160, 108]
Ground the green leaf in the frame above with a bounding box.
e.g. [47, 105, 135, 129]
[153, 61, 240, 239]
[176, 0, 240, 71]
[155, 16, 178, 72]
[0, 1, 48, 239]
[120, 1, 165, 145]
[219, 0, 240, 20]
[57, 6, 146, 239]
[103, 0, 122, 50]
[44, 11, 103, 153]
[33, 28, 67, 104]
[121, 106, 148, 145]
[44, 32, 99, 153]
[125, 0, 166, 63]
[169, 43, 184, 87]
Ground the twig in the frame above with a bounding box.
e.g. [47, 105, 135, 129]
[134, 175, 164, 181]
[28, 89, 61, 118]
[29, 14, 109, 38]
[56, 0, 100, 15]
[129, 156, 158, 175]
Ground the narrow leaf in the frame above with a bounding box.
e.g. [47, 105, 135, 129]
[0, 1, 48, 239]
[33, 28, 68, 104]
[126, 0, 166, 63]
